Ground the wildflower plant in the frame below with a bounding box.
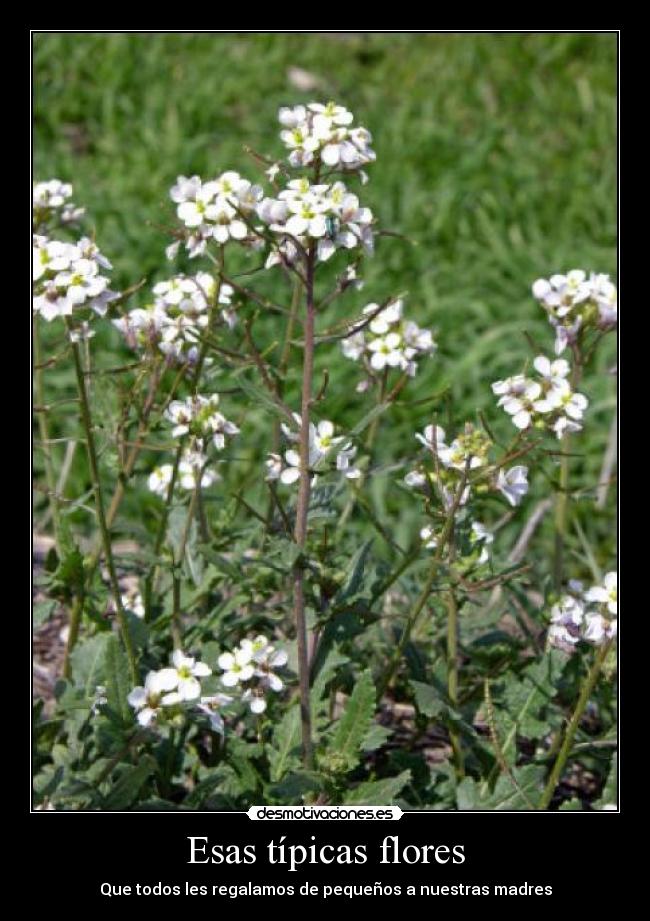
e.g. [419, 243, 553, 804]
[33, 101, 617, 812]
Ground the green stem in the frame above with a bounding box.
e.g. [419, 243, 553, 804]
[553, 434, 571, 592]
[338, 369, 387, 531]
[538, 639, 612, 810]
[377, 469, 469, 699]
[446, 587, 464, 777]
[62, 594, 83, 679]
[171, 481, 200, 649]
[68, 328, 138, 683]
[293, 242, 316, 770]
[34, 316, 62, 549]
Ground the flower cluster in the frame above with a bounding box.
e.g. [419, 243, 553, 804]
[341, 298, 436, 378]
[492, 355, 588, 439]
[114, 272, 235, 364]
[532, 270, 618, 354]
[278, 102, 375, 171]
[217, 635, 288, 714]
[165, 393, 239, 451]
[33, 179, 85, 232]
[406, 422, 529, 546]
[126, 636, 288, 732]
[266, 416, 361, 486]
[170, 171, 263, 258]
[33, 234, 117, 323]
[148, 447, 219, 498]
[128, 650, 212, 728]
[406, 423, 499, 507]
[258, 177, 374, 265]
[548, 572, 617, 651]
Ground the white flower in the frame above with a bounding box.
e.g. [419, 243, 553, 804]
[156, 650, 212, 702]
[265, 453, 283, 481]
[584, 572, 617, 615]
[548, 595, 585, 650]
[368, 332, 405, 370]
[165, 393, 239, 450]
[171, 172, 259, 251]
[310, 419, 343, 460]
[470, 521, 494, 563]
[242, 689, 268, 714]
[583, 613, 617, 645]
[336, 444, 361, 479]
[33, 179, 85, 231]
[196, 693, 233, 734]
[420, 525, 437, 549]
[121, 591, 145, 619]
[259, 177, 374, 262]
[128, 671, 174, 727]
[178, 449, 218, 490]
[415, 424, 447, 454]
[341, 298, 435, 378]
[279, 449, 302, 485]
[496, 466, 529, 507]
[533, 270, 617, 346]
[148, 464, 174, 497]
[405, 469, 427, 489]
[218, 646, 255, 687]
[254, 647, 288, 693]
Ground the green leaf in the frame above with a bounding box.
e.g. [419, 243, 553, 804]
[332, 539, 374, 606]
[267, 703, 302, 782]
[457, 764, 544, 811]
[70, 633, 111, 699]
[361, 723, 392, 752]
[593, 753, 617, 810]
[344, 770, 411, 805]
[33, 599, 57, 628]
[234, 373, 288, 423]
[102, 755, 157, 810]
[268, 771, 324, 802]
[103, 634, 132, 724]
[330, 671, 376, 772]
[410, 680, 444, 718]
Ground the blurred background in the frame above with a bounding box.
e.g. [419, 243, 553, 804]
[33, 32, 617, 568]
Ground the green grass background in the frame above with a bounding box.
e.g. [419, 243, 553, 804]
[33, 32, 617, 573]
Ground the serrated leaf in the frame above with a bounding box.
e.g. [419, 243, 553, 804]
[332, 539, 374, 606]
[361, 723, 392, 752]
[331, 670, 376, 772]
[410, 680, 444, 718]
[268, 703, 302, 782]
[458, 764, 544, 811]
[344, 770, 411, 805]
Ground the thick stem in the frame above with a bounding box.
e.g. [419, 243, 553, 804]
[538, 639, 612, 810]
[292, 243, 316, 769]
[68, 330, 138, 683]
[34, 316, 62, 549]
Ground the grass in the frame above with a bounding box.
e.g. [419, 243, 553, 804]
[33, 32, 617, 573]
